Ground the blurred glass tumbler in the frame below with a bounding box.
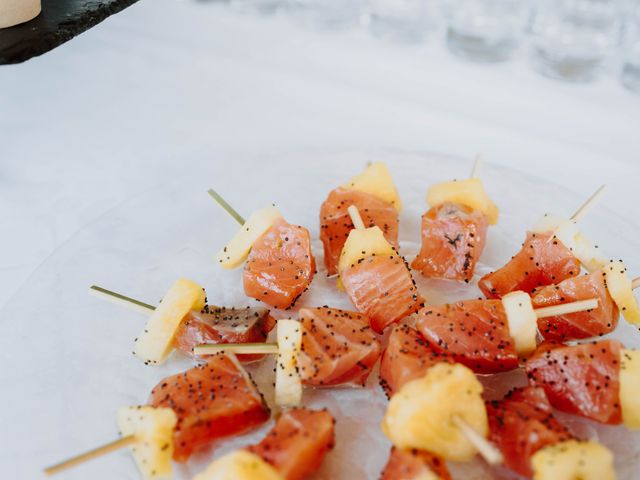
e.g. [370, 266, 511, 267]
[529, 0, 623, 82]
[366, 0, 435, 43]
[286, 0, 366, 30]
[446, 0, 531, 62]
[621, 5, 640, 93]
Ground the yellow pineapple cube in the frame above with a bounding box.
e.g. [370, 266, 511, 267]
[338, 226, 396, 274]
[501, 291, 537, 356]
[604, 261, 640, 325]
[427, 178, 498, 225]
[134, 278, 206, 365]
[275, 319, 303, 407]
[342, 162, 402, 211]
[193, 450, 283, 480]
[216, 206, 283, 269]
[381, 363, 488, 461]
[620, 348, 640, 429]
[116, 405, 177, 480]
[531, 440, 615, 480]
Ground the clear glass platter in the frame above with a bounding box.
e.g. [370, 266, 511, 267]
[2, 150, 638, 479]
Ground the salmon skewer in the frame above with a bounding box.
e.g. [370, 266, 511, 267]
[531, 260, 640, 340]
[338, 206, 424, 333]
[43, 352, 270, 478]
[412, 155, 498, 283]
[89, 280, 275, 365]
[320, 162, 401, 276]
[195, 308, 382, 406]
[525, 339, 640, 428]
[415, 290, 599, 373]
[194, 407, 335, 480]
[382, 362, 503, 465]
[479, 185, 608, 299]
[211, 189, 315, 309]
[487, 386, 616, 479]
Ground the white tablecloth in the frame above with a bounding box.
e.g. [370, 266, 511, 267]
[1, 0, 639, 311]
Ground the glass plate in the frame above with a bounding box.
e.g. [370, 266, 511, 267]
[2, 150, 638, 479]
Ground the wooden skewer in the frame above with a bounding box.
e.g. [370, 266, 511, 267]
[570, 185, 607, 222]
[470, 153, 483, 179]
[208, 188, 245, 226]
[632, 277, 640, 290]
[44, 435, 135, 476]
[194, 342, 279, 355]
[452, 415, 503, 465]
[89, 285, 155, 314]
[534, 298, 598, 319]
[347, 205, 366, 230]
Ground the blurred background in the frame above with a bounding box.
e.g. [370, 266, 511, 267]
[1, 0, 639, 310]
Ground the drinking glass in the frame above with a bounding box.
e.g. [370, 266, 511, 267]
[445, 0, 532, 62]
[620, 3, 640, 93]
[285, 0, 366, 30]
[229, 0, 285, 15]
[529, 0, 624, 82]
[365, 0, 437, 43]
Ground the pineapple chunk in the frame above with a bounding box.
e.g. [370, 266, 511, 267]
[216, 206, 283, 269]
[381, 363, 488, 461]
[603, 261, 640, 325]
[501, 291, 537, 356]
[532, 214, 607, 272]
[338, 226, 396, 274]
[275, 319, 303, 407]
[116, 406, 177, 480]
[134, 278, 206, 365]
[193, 450, 283, 480]
[620, 349, 640, 429]
[531, 440, 615, 480]
[427, 178, 499, 225]
[342, 162, 402, 211]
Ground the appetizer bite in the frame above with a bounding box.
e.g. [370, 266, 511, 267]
[195, 308, 382, 406]
[479, 186, 607, 299]
[487, 386, 615, 480]
[532, 260, 640, 340]
[525, 339, 640, 428]
[319, 162, 401, 276]
[90, 280, 274, 365]
[382, 362, 502, 465]
[212, 190, 315, 309]
[412, 156, 498, 283]
[149, 353, 271, 461]
[45, 406, 178, 479]
[338, 206, 423, 333]
[414, 291, 597, 373]
[44, 352, 269, 477]
[194, 407, 335, 480]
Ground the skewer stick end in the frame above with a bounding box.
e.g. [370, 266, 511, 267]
[347, 205, 366, 230]
[452, 415, 503, 465]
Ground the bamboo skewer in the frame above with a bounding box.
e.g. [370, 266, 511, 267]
[534, 299, 598, 319]
[347, 205, 366, 230]
[632, 277, 640, 290]
[570, 185, 607, 223]
[470, 153, 483, 179]
[194, 342, 279, 355]
[452, 415, 503, 465]
[208, 188, 245, 226]
[44, 435, 135, 476]
[89, 285, 155, 314]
